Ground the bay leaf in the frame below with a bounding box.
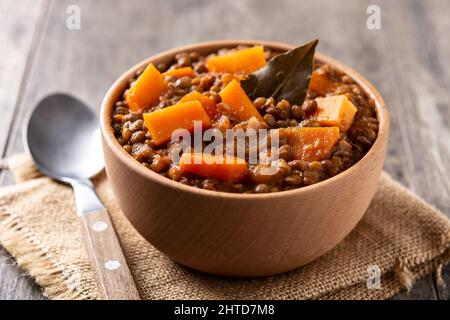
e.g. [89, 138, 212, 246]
[241, 39, 318, 106]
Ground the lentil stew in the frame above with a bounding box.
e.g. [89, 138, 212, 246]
[111, 42, 379, 193]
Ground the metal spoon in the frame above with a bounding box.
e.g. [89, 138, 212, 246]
[24, 93, 140, 300]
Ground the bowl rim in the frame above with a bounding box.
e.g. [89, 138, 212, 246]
[100, 39, 389, 200]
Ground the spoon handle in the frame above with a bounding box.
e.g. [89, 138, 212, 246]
[79, 208, 140, 300]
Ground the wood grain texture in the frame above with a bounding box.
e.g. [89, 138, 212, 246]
[0, 0, 44, 160]
[0, 247, 45, 300]
[0, 0, 449, 299]
[79, 209, 140, 300]
[392, 274, 438, 300]
[0, 0, 47, 300]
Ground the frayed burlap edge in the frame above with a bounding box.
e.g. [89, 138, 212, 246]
[2, 190, 449, 300]
[322, 246, 450, 299]
[395, 230, 450, 291]
[0, 201, 86, 300]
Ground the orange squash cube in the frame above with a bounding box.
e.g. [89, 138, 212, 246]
[309, 71, 335, 95]
[163, 67, 195, 78]
[286, 127, 340, 162]
[179, 153, 248, 182]
[179, 90, 217, 118]
[143, 101, 211, 146]
[206, 46, 266, 74]
[126, 63, 167, 112]
[219, 79, 264, 122]
[311, 95, 357, 132]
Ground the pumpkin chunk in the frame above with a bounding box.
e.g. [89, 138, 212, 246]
[179, 153, 248, 182]
[143, 101, 211, 146]
[219, 79, 264, 122]
[126, 63, 167, 112]
[310, 95, 357, 132]
[163, 66, 195, 78]
[285, 127, 340, 162]
[179, 90, 217, 118]
[309, 72, 335, 95]
[206, 46, 266, 74]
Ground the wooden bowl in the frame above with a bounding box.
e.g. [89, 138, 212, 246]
[100, 40, 389, 277]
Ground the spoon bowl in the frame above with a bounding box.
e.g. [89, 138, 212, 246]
[25, 93, 103, 181]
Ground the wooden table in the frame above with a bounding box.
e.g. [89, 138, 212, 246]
[0, 0, 449, 300]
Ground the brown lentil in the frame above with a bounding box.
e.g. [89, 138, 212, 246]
[150, 155, 171, 173]
[263, 114, 276, 128]
[130, 131, 146, 144]
[291, 104, 305, 119]
[301, 99, 318, 115]
[284, 171, 303, 186]
[253, 97, 266, 109]
[255, 184, 270, 193]
[221, 73, 234, 85]
[278, 144, 292, 161]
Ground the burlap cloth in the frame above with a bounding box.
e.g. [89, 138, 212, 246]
[0, 154, 449, 300]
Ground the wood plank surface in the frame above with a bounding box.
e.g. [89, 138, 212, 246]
[0, 0, 47, 300]
[0, 0, 45, 158]
[0, 0, 448, 300]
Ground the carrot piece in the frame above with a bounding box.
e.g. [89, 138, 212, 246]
[143, 101, 211, 146]
[179, 90, 217, 118]
[219, 79, 264, 122]
[163, 66, 195, 78]
[310, 95, 357, 132]
[286, 127, 340, 162]
[309, 72, 335, 95]
[206, 46, 266, 74]
[126, 63, 167, 112]
[179, 153, 248, 182]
